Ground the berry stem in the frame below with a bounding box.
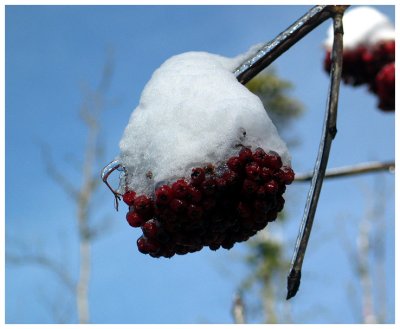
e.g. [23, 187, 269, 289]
[287, 10, 345, 300]
[101, 159, 125, 211]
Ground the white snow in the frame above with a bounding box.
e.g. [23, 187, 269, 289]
[324, 6, 395, 50]
[118, 50, 290, 195]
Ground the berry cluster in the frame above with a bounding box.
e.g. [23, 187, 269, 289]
[324, 40, 395, 111]
[122, 147, 294, 258]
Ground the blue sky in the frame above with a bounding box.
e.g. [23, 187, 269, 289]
[5, 5, 395, 324]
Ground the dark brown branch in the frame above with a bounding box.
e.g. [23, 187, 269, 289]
[235, 5, 335, 84]
[294, 161, 395, 181]
[287, 8, 346, 300]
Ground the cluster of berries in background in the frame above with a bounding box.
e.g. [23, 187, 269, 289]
[121, 147, 294, 258]
[324, 40, 395, 111]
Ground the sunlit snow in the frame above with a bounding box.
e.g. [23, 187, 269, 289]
[118, 51, 290, 195]
[324, 6, 395, 49]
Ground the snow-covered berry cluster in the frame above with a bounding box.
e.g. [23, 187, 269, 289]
[116, 51, 293, 258]
[323, 6, 395, 111]
[122, 146, 294, 258]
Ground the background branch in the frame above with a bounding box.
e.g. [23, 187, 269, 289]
[39, 143, 79, 201]
[6, 252, 75, 293]
[294, 161, 395, 182]
[232, 293, 246, 324]
[7, 53, 115, 324]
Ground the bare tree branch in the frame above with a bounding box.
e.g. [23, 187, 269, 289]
[74, 52, 115, 324]
[39, 143, 79, 201]
[9, 53, 115, 324]
[287, 7, 346, 300]
[294, 161, 395, 182]
[6, 252, 75, 293]
[235, 5, 335, 84]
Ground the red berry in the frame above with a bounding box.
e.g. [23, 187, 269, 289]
[254, 220, 268, 231]
[221, 239, 235, 250]
[175, 245, 189, 255]
[201, 178, 217, 196]
[133, 195, 154, 217]
[277, 166, 295, 184]
[382, 40, 395, 56]
[238, 147, 253, 164]
[142, 219, 161, 239]
[253, 147, 267, 165]
[242, 179, 258, 196]
[227, 156, 242, 172]
[245, 162, 261, 180]
[155, 185, 174, 206]
[275, 195, 285, 212]
[222, 170, 240, 187]
[191, 167, 206, 185]
[263, 151, 282, 171]
[362, 50, 374, 63]
[187, 204, 203, 221]
[186, 186, 202, 203]
[209, 244, 220, 251]
[137, 236, 160, 254]
[260, 167, 273, 181]
[172, 179, 189, 199]
[126, 211, 145, 227]
[123, 190, 137, 206]
[375, 62, 395, 111]
[264, 180, 279, 194]
[266, 210, 278, 222]
[170, 198, 187, 213]
[256, 185, 268, 199]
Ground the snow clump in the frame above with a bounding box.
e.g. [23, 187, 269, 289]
[324, 6, 395, 50]
[118, 51, 290, 195]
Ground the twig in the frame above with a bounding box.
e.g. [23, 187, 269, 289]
[286, 7, 346, 300]
[6, 253, 75, 293]
[234, 5, 333, 84]
[294, 161, 395, 181]
[40, 143, 79, 201]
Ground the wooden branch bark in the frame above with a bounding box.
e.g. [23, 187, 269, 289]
[287, 7, 346, 300]
[294, 161, 395, 181]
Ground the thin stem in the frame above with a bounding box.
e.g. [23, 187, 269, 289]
[234, 5, 333, 84]
[101, 159, 123, 210]
[286, 8, 345, 300]
[294, 161, 395, 182]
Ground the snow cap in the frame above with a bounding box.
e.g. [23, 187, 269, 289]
[324, 6, 395, 49]
[118, 50, 290, 195]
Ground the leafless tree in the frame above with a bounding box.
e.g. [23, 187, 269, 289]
[6, 52, 115, 323]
